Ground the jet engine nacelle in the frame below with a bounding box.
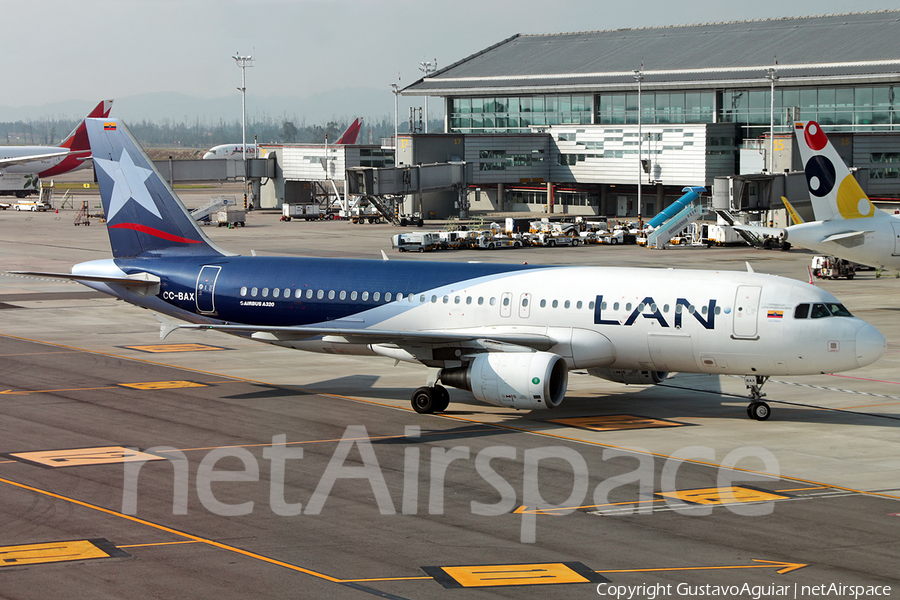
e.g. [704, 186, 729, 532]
[441, 351, 568, 410]
[587, 368, 668, 385]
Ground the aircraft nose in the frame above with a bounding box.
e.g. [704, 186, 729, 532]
[202, 152, 215, 159]
[856, 323, 886, 368]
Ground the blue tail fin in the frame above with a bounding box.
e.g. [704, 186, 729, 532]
[86, 118, 229, 258]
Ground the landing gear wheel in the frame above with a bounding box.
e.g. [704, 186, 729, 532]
[748, 401, 771, 421]
[411, 386, 436, 414]
[433, 385, 450, 412]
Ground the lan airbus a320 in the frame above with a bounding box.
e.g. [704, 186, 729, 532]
[18, 118, 886, 421]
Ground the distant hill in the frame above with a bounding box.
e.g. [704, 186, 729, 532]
[0, 87, 402, 125]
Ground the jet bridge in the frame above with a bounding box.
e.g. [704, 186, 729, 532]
[346, 162, 468, 224]
[346, 163, 467, 196]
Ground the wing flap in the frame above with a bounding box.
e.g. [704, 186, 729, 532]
[177, 323, 556, 350]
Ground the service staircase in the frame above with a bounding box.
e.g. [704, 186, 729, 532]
[191, 196, 236, 222]
[645, 186, 708, 249]
[646, 201, 706, 248]
[364, 194, 401, 225]
[714, 209, 765, 247]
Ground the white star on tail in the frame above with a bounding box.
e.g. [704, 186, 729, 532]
[94, 149, 160, 221]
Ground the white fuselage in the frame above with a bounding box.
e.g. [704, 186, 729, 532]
[0, 146, 70, 174]
[786, 212, 900, 269]
[202, 144, 258, 160]
[72, 258, 885, 379]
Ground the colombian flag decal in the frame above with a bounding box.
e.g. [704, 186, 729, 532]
[104, 122, 117, 130]
[767, 310, 784, 319]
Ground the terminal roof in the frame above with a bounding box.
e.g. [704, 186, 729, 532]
[402, 11, 900, 95]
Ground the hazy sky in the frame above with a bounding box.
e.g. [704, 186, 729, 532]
[5, 0, 898, 107]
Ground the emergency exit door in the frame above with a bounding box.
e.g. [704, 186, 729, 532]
[196, 265, 221, 314]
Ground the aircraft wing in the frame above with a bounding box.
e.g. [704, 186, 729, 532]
[174, 322, 556, 350]
[0, 150, 69, 168]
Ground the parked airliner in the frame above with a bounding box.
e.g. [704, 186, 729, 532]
[19, 118, 886, 421]
[202, 118, 363, 160]
[737, 121, 900, 272]
[0, 100, 113, 177]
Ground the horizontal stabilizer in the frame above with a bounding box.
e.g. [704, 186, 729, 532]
[9, 270, 160, 291]
[820, 230, 870, 246]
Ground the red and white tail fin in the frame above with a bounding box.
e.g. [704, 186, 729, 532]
[59, 100, 114, 151]
[336, 118, 362, 144]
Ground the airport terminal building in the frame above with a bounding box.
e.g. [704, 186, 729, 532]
[399, 11, 900, 218]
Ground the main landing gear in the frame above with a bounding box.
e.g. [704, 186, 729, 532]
[411, 384, 450, 414]
[744, 375, 771, 421]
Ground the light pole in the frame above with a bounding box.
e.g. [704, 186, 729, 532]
[418, 59, 437, 133]
[233, 53, 254, 208]
[390, 83, 399, 148]
[766, 67, 778, 173]
[634, 67, 644, 224]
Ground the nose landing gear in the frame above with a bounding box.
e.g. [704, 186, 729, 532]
[744, 375, 770, 421]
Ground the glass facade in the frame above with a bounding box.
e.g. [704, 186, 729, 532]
[449, 94, 592, 133]
[596, 85, 898, 137]
[597, 92, 716, 125]
[446, 84, 898, 142]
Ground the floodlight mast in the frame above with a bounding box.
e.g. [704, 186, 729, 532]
[233, 53, 254, 163]
[634, 67, 643, 224]
[418, 59, 437, 133]
[233, 53, 254, 209]
[390, 83, 399, 148]
[766, 66, 778, 173]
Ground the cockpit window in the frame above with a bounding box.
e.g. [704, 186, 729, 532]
[827, 303, 852, 317]
[810, 303, 832, 319]
[794, 303, 810, 319]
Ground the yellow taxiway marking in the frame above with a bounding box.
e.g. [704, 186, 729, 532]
[117, 540, 202, 549]
[8, 446, 166, 468]
[1, 386, 117, 395]
[439, 563, 592, 588]
[514, 498, 667, 515]
[657, 486, 790, 505]
[1, 380, 235, 395]
[0, 475, 809, 586]
[547, 414, 684, 431]
[124, 343, 227, 353]
[598, 559, 807, 576]
[118, 380, 208, 390]
[0, 475, 343, 583]
[0, 540, 122, 567]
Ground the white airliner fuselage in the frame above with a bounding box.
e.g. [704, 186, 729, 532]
[26, 117, 884, 423]
[784, 212, 900, 270]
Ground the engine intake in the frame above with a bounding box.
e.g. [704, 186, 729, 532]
[441, 351, 568, 410]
